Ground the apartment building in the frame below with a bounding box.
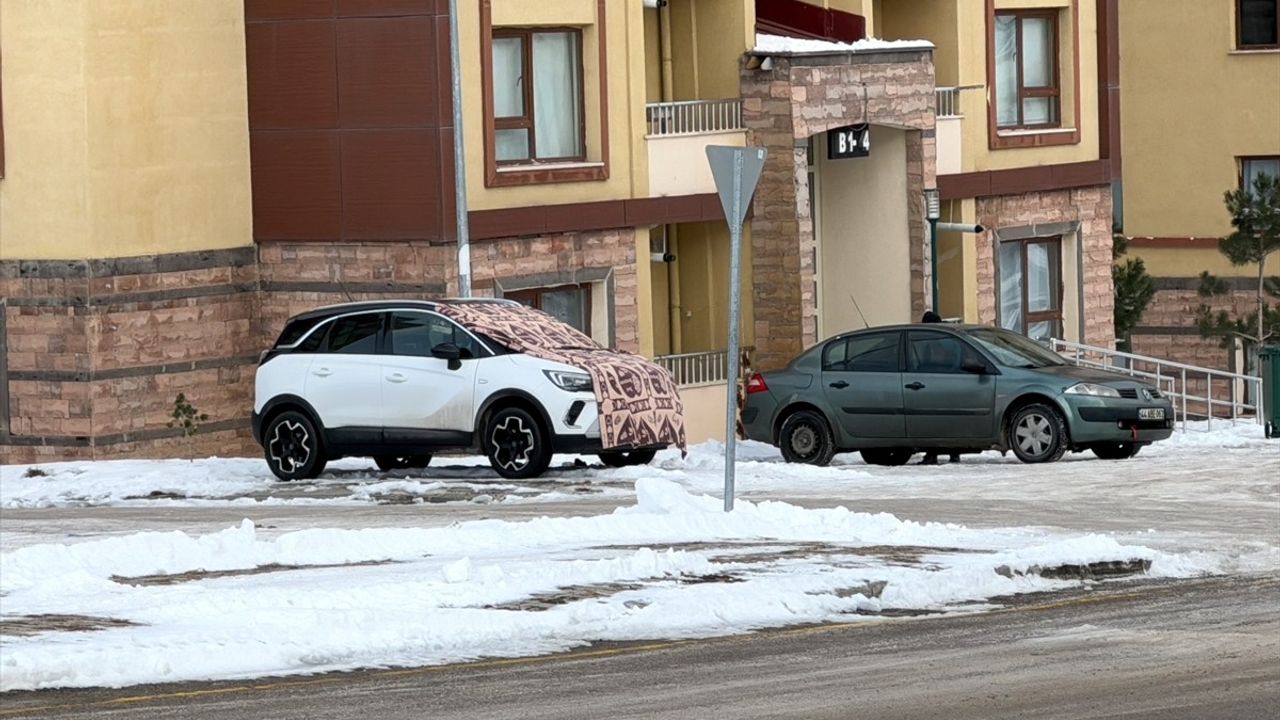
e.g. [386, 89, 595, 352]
[1, 0, 1123, 462]
[1118, 0, 1280, 371]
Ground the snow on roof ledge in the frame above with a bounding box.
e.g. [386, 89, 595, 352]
[751, 32, 934, 56]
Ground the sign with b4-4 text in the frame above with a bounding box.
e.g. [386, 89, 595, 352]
[827, 123, 870, 159]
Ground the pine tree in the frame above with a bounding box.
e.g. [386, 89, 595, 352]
[1196, 173, 1280, 372]
[1112, 231, 1155, 353]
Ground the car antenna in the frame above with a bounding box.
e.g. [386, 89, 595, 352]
[848, 293, 869, 328]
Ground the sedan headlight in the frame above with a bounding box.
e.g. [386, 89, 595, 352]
[1064, 382, 1121, 398]
[544, 370, 593, 392]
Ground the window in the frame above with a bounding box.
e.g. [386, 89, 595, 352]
[388, 312, 482, 359]
[491, 29, 584, 164]
[968, 327, 1068, 368]
[1238, 0, 1279, 48]
[907, 332, 981, 374]
[325, 313, 381, 354]
[1242, 156, 1280, 195]
[506, 285, 592, 336]
[823, 332, 901, 373]
[994, 11, 1060, 129]
[999, 238, 1063, 342]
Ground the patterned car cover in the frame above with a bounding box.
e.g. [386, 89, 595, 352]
[437, 302, 688, 455]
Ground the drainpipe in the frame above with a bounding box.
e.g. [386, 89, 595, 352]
[659, 0, 682, 353]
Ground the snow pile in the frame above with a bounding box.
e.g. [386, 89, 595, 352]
[0, 479, 1214, 692]
[753, 32, 934, 56]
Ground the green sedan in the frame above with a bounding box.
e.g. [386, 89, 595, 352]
[741, 324, 1175, 466]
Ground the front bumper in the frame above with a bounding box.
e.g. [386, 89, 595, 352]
[1064, 397, 1176, 444]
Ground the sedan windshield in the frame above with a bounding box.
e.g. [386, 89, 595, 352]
[966, 328, 1067, 368]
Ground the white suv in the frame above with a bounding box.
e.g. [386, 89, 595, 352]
[253, 299, 669, 481]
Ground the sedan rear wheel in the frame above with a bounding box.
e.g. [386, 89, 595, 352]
[1091, 442, 1142, 460]
[1007, 403, 1068, 463]
[779, 410, 836, 466]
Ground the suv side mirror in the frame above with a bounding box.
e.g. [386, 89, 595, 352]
[960, 358, 988, 375]
[432, 342, 463, 370]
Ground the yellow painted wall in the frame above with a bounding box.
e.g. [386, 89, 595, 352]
[678, 382, 728, 444]
[817, 127, 912, 335]
[664, 0, 754, 102]
[463, 0, 649, 211]
[0, 0, 253, 260]
[876, 0, 960, 85]
[1133, 248, 1280, 279]
[1120, 0, 1280, 276]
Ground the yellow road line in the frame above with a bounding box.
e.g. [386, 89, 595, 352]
[0, 580, 1243, 718]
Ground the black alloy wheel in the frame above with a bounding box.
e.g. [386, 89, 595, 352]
[486, 407, 552, 479]
[264, 411, 327, 481]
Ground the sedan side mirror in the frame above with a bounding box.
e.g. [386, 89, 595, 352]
[960, 358, 988, 375]
[432, 342, 463, 371]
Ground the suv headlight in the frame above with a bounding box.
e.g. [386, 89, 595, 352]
[544, 370, 593, 392]
[1064, 382, 1121, 398]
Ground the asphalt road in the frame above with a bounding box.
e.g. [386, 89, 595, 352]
[4, 574, 1276, 720]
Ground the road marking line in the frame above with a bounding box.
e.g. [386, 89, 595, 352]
[0, 579, 1249, 717]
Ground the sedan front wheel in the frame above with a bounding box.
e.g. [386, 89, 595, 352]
[1007, 403, 1068, 463]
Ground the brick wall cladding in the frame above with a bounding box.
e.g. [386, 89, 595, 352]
[2, 230, 638, 463]
[974, 186, 1116, 348]
[741, 51, 937, 371]
[1131, 288, 1262, 373]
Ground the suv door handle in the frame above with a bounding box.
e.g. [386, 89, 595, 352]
[387, 373, 408, 383]
[829, 380, 849, 389]
[905, 382, 926, 391]
[312, 368, 332, 378]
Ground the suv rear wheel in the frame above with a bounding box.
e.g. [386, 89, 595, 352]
[599, 449, 657, 467]
[264, 410, 327, 481]
[374, 454, 433, 472]
[485, 406, 552, 479]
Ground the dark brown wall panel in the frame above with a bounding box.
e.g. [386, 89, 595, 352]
[337, 17, 437, 128]
[246, 21, 339, 129]
[341, 130, 440, 239]
[246, 0, 337, 21]
[250, 132, 342, 240]
[337, 0, 442, 17]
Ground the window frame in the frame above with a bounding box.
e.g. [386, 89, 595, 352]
[323, 311, 385, 356]
[1237, 0, 1280, 50]
[504, 284, 594, 337]
[906, 330, 985, 375]
[490, 27, 587, 166]
[479, 0, 610, 188]
[386, 309, 492, 360]
[994, 9, 1062, 131]
[984, 0, 1081, 150]
[998, 237, 1064, 340]
[1240, 155, 1280, 193]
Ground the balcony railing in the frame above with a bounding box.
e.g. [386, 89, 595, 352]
[655, 350, 730, 387]
[935, 85, 983, 118]
[646, 99, 744, 137]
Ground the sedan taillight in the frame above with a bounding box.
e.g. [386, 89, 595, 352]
[746, 373, 769, 394]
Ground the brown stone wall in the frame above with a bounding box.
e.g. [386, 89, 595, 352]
[975, 185, 1115, 348]
[1131, 286, 1261, 372]
[742, 50, 936, 371]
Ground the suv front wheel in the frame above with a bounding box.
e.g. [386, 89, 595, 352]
[264, 410, 327, 481]
[485, 406, 552, 479]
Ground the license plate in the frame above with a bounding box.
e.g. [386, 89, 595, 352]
[1139, 408, 1165, 420]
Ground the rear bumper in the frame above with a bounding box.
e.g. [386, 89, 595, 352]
[741, 396, 779, 445]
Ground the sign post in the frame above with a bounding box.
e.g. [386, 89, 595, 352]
[706, 145, 767, 512]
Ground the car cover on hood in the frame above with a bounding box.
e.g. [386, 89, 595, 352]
[436, 302, 688, 454]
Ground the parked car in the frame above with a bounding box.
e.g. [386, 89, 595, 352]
[741, 324, 1175, 466]
[253, 299, 676, 481]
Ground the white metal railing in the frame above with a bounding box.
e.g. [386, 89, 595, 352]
[646, 99, 744, 137]
[655, 350, 730, 387]
[935, 85, 983, 118]
[1050, 339, 1263, 432]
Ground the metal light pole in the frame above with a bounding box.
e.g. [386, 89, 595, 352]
[924, 188, 941, 313]
[448, 0, 472, 297]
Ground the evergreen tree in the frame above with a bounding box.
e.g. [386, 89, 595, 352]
[1112, 231, 1155, 353]
[1197, 173, 1280, 371]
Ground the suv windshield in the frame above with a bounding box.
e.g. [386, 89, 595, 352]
[966, 328, 1067, 368]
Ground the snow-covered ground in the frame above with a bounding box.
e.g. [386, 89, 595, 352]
[0, 422, 1275, 692]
